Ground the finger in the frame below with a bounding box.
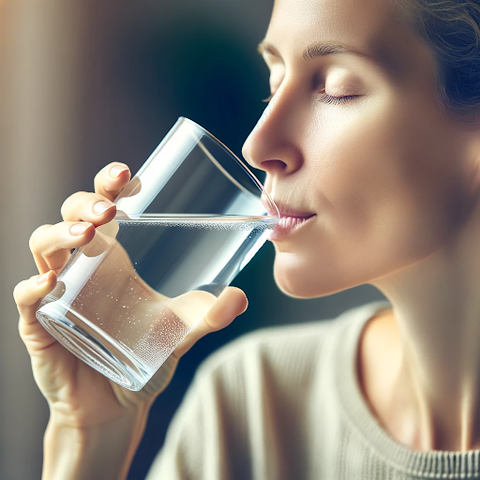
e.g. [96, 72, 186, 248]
[14, 271, 57, 325]
[94, 163, 131, 201]
[60, 191, 116, 226]
[14, 271, 60, 353]
[204, 287, 249, 330]
[173, 287, 248, 358]
[29, 222, 95, 274]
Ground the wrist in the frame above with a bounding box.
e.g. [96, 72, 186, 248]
[43, 408, 150, 480]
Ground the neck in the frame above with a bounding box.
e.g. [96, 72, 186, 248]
[370, 207, 480, 451]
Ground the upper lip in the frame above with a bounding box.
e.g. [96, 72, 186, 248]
[261, 194, 316, 219]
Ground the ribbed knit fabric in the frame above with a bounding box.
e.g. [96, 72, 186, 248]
[146, 301, 480, 479]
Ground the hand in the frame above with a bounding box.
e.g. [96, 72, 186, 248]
[13, 162, 248, 430]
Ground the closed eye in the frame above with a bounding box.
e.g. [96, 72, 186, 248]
[319, 91, 361, 105]
[262, 91, 361, 104]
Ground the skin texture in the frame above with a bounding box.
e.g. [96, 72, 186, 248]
[242, 0, 480, 451]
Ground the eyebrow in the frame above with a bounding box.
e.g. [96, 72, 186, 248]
[257, 40, 374, 62]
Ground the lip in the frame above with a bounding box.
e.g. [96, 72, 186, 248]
[261, 194, 314, 218]
[268, 213, 316, 241]
[261, 194, 316, 241]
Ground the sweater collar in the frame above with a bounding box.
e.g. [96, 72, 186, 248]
[336, 300, 480, 478]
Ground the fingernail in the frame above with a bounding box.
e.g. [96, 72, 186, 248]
[70, 222, 91, 236]
[93, 201, 114, 215]
[110, 165, 129, 179]
[37, 272, 50, 285]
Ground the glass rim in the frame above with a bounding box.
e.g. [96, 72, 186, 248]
[178, 116, 279, 218]
[115, 212, 278, 223]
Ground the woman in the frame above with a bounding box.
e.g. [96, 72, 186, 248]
[14, 0, 480, 477]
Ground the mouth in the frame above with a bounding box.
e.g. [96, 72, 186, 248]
[261, 194, 316, 241]
[269, 213, 316, 241]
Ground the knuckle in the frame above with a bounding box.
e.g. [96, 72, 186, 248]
[18, 316, 31, 341]
[41, 229, 63, 259]
[29, 224, 51, 252]
[60, 191, 87, 218]
[96, 163, 116, 181]
[12, 279, 27, 304]
[93, 170, 102, 188]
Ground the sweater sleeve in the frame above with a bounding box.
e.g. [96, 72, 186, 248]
[145, 369, 210, 480]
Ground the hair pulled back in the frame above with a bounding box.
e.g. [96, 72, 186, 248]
[396, 0, 480, 122]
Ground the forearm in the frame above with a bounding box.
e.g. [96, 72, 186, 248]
[42, 408, 149, 480]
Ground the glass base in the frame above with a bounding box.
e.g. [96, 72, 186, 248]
[36, 297, 150, 391]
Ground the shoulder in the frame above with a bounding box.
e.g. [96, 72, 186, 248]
[195, 301, 387, 390]
[197, 319, 332, 383]
[146, 301, 390, 480]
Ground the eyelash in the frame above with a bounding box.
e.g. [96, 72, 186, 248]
[319, 93, 358, 105]
[262, 91, 358, 105]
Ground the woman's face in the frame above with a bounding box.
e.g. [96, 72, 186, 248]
[242, 0, 477, 298]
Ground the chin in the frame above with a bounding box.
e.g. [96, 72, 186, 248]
[273, 257, 354, 299]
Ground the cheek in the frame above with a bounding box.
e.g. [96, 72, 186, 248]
[275, 97, 469, 298]
[314, 97, 463, 248]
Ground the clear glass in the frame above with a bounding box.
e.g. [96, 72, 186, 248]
[35, 117, 279, 391]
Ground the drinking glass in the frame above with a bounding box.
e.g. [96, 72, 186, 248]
[35, 117, 278, 391]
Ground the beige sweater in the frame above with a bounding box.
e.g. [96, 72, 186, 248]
[146, 301, 480, 479]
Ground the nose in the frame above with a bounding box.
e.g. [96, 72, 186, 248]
[242, 86, 303, 177]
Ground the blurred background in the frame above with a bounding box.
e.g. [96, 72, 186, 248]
[0, 0, 385, 478]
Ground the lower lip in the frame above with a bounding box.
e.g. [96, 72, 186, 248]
[268, 215, 316, 241]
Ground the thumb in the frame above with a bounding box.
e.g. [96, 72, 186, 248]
[173, 287, 248, 358]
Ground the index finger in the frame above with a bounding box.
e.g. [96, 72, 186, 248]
[93, 163, 131, 201]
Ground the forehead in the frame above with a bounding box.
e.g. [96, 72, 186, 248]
[269, 0, 397, 40]
[266, 0, 436, 82]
